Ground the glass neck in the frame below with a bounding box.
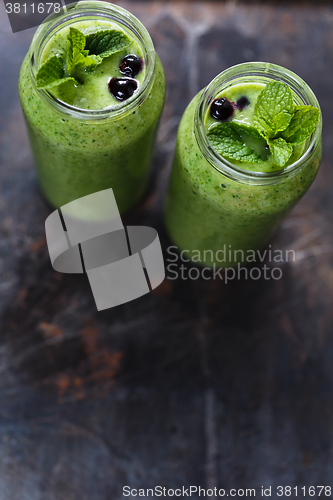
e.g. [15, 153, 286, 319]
[194, 62, 322, 186]
[29, 1, 156, 121]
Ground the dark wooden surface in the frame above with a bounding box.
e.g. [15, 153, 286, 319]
[1, 1, 333, 498]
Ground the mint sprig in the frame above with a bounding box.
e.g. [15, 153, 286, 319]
[207, 123, 265, 163]
[67, 27, 103, 81]
[208, 81, 320, 167]
[36, 26, 131, 89]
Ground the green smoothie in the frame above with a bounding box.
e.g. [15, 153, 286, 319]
[165, 63, 322, 267]
[19, 2, 165, 212]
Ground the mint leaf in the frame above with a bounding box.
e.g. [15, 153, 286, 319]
[268, 137, 293, 167]
[281, 105, 319, 145]
[207, 123, 264, 163]
[67, 27, 87, 74]
[253, 81, 294, 138]
[36, 55, 76, 89]
[84, 28, 131, 59]
[66, 27, 130, 80]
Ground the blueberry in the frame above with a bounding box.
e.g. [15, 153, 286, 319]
[236, 96, 250, 110]
[210, 98, 234, 121]
[108, 77, 138, 101]
[119, 54, 143, 78]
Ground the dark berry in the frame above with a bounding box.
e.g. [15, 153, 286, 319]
[210, 98, 234, 121]
[236, 96, 250, 110]
[119, 54, 143, 78]
[108, 77, 138, 101]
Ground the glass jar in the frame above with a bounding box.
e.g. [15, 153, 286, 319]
[164, 62, 322, 267]
[19, 1, 165, 212]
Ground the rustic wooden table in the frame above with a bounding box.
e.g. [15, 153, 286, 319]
[0, 1, 333, 498]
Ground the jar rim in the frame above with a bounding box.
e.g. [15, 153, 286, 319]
[194, 62, 322, 186]
[29, 0, 156, 121]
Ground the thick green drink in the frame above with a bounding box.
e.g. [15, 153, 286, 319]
[19, 1, 165, 212]
[165, 63, 322, 267]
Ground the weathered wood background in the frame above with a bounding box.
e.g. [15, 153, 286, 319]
[0, 1, 333, 498]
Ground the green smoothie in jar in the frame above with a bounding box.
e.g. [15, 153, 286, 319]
[19, 1, 165, 212]
[164, 62, 322, 267]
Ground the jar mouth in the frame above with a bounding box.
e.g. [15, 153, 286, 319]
[29, 1, 156, 120]
[195, 62, 322, 186]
